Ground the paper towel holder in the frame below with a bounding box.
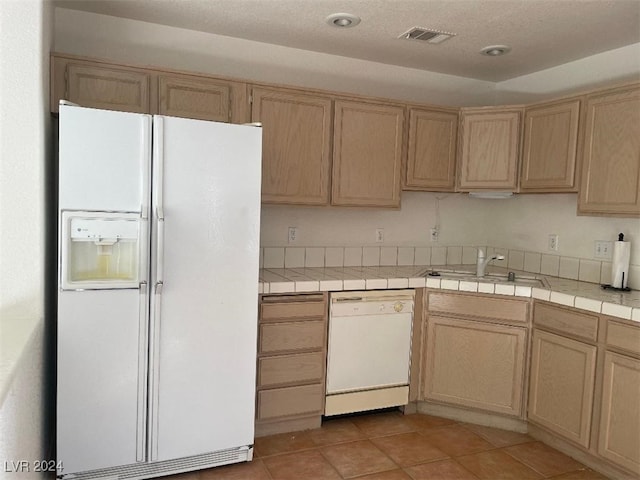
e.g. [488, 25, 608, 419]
[601, 283, 631, 292]
[601, 232, 632, 292]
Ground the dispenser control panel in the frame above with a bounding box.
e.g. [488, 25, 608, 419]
[60, 210, 142, 290]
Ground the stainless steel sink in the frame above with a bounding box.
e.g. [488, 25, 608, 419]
[418, 269, 546, 287]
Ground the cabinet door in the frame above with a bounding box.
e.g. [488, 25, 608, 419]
[251, 88, 332, 205]
[458, 110, 521, 191]
[520, 99, 581, 192]
[158, 75, 231, 122]
[66, 63, 150, 113]
[332, 101, 405, 207]
[405, 108, 458, 191]
[423, 316, 527, 416]
[578, 84, 640, 216]
[528, 330, 596, 448]
[598, 352, 640, 475]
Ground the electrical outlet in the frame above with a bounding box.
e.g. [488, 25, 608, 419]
[594, 240, 613, 259]
[548, 234, 559, 252]
[288, 227, 297, 244]
[430, 228, 439, 242]
[375, 228, 384, 243]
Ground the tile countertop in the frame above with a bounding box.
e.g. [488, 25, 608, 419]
[258, 265, 640, 323]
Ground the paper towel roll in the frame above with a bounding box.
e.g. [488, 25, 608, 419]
[611, 241, 631, 289]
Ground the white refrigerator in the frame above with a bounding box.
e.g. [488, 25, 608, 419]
[56, 103, 262, 479]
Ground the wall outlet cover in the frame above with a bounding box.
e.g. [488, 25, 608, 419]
[288, 227, 297, 244]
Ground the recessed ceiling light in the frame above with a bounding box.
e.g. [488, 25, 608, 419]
[480, 45, 511, 56]
[326, 13, 361, 28]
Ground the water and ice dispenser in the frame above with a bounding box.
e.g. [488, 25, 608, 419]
[61, 211, 141, 289]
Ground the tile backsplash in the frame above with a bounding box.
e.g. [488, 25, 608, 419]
[260, 245, 640, 289]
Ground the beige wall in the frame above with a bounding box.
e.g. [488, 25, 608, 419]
[0, 0, 53, 472]
[496, 43, 640, 104]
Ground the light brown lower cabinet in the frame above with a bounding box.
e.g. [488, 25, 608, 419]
[597, 351, 640, 475]
[255, 294, 328, 436]
[423, 315, 527, 417]
[528, 329, 597, 448]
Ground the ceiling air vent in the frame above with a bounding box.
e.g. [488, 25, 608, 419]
[399, 27, 456, 45]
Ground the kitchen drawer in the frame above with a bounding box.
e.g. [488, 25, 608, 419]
[606, 320, 640, 356]
[257, 384, 324, 420]
[259, 320, 325, 354]
[261, 297, 326, 322]
[258, 352, 324, 388]
[427, 291, 529, 324]
[534, 302, 598, 342]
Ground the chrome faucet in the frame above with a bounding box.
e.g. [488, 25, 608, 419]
[476, 248, 505, 277]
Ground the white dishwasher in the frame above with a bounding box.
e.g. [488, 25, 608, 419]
[325, 290, 414, 416]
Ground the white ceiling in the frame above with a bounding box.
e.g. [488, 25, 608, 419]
[55, 0, 640, 82]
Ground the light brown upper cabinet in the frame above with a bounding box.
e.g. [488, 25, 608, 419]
[458, 107, 522, 191]
[251, 88, 332, 205]
[520, 98, 581, 192]
[578, 83, 640, 217]
[60, 61, 151, 114]
[405, 108, 458, 191]
[158, 74, 232, 122]
[332, 100, 405, 207]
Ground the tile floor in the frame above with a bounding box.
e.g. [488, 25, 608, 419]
[167, 410, 609, 480]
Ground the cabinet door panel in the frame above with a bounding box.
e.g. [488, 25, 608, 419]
[528, 330, 596, 448]
[332, 101, 404, 207]
[598, 352, 640, 475]
[66, 64, 150, 113]
[423, 316, 526, 416]
[579, 84, 640, 216]
[252, 88, 332, 205]
[158, 75, 231, 122]
[405, 109, 458, 191]
[458, 110, 520, 190]
[521, 99, 580, 191]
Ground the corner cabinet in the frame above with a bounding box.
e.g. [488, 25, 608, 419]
[457, 107, 522, 191]
[255, 294, 328, 437]
[422, 292, 529, 417]
[404, 108, 458, 191]
[251, 87, 333, 205]
[520, 98, 581, 192]
[578, 83, 640, 217]
[331, 100, 405, 207]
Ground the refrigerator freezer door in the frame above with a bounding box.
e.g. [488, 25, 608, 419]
[149, 116, 262, 461]
[57, 106, 151, 474]
[58, 104, 151, 212]
[57, 290, 148, 473]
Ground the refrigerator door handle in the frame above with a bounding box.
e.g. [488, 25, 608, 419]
[148, 278, 163, 461]
[156, 208, 165, 285]
[136, 281, 149, 463]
